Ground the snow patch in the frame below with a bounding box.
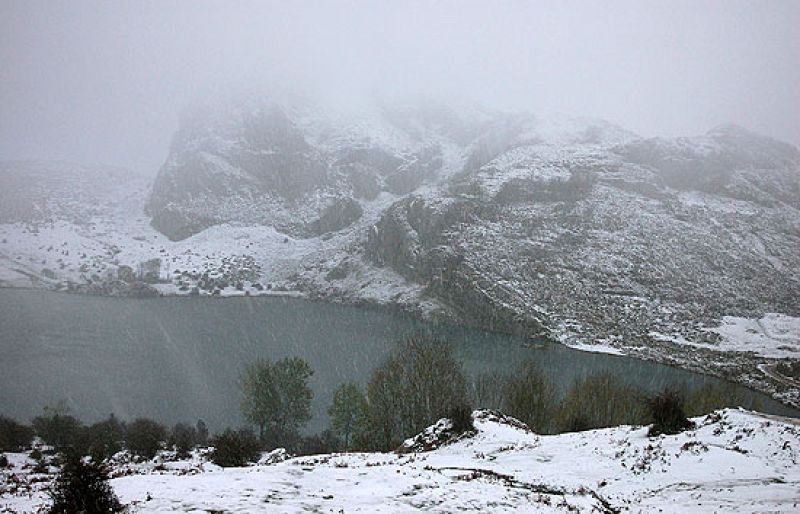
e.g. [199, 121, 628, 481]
[704, 314, 800, 359]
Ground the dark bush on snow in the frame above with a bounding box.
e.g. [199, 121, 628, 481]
[502, 360, 557, 434]
[47, 452, 124, 513]
[0, 415, 34, 452]
[560, 415, 591, 433]
[125, 418, 167, 459]
[447, 404, 475, 434]
[29, 448, 43, 461]
[169, 422, 198, 458]
[647, 389, 694, 436]
[32, 411, 83, 451]
[209, 428, 261, 467]
[79, 415, 126, 462]
[682, 383, 759, 417]
[295, 430, 341, 456]
[556, 373, 647, 432]
[366, 336, 468, 451]
[195, 419, 209, 447]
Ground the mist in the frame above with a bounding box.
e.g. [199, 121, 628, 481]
[1, 0, 798, 175]
[3, 2, 800, 509]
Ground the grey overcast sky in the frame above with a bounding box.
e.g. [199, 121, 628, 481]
[1, 0, 799, 175]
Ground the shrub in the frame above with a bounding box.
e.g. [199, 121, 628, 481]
[47, 452, 123, 513]
[240, 357, 314, 447]
[169, 422, 198, 458]
[209, 428, 261, 467]
[366, 336, 468, 450]
[32, 453, 50, 474]
[502, 360, 557, 434]
[647, 389, 693, 436]
[32, 407, 84, 451]
[328, 382, 369, 451]
[125, 418, 166, 459]
[560, 415, 590, 433]
[468, 371, 506, 411]
[0, 415, 34, 451]
[364, 357, 404, 451]
[295, 430, 340, 456]
[195, 419, 209, 447]
[556, 373, 647, 432]
[260, 426, 300, 452]
[447, 404, 475, 434]
[683, 383, 759, 417]
[79, 415, 126, 462]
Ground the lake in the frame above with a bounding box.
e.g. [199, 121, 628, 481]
[0, 289, 796, 432]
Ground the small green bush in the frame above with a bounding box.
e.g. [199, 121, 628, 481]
[447, 404, 475, 434]
[365, 336, 468, 450]
[79, 415, 126, 461]
[32, 411, 83, 451]
[169, 422, 198, 458]
[125, 418, 166, 459]
[683, 383, 759, 417]
[328, 382, 369, 451]
[647, 389, 693, 437]
[209, 428, 261, 467]
[502, 360, 557, 434]
[48, 452, 123, 513]
[195, 419, 209, 447]
[556, 373, 647, 432]
[295, 430, 340, 456]
[0, 415, 34, 451]
[468, 371, 506, 411]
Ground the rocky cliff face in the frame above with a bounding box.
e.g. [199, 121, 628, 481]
[146, 101, 497, 241]
[146, 105, 330, 240]
[362, 122, 800, 352]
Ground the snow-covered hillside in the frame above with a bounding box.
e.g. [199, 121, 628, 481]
[3, 409, 799, 513]
[1, 100, 799, 407]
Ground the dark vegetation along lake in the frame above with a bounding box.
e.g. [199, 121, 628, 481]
[1, 289, 797, 433]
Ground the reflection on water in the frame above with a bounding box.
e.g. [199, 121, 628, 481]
[0, 289, 796, 432]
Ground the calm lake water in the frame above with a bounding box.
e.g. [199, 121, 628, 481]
[0, 289, 797, 432]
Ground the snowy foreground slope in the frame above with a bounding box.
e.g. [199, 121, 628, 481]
[3, 409, 800, 513]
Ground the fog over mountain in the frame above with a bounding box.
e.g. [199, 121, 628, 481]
[1, 0, 798, 175]
[2, 3, 800, 513]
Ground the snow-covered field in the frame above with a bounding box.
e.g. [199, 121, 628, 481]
[704, 314, 800, 359]
[649, 313, 800, 360]
[3, 409, 799, 513]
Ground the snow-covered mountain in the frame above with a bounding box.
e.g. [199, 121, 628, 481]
[3, 409, 800, 513]
[1, 99, 799, 406]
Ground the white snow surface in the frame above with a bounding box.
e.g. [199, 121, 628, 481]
[705, 314, 800, 359]
[650, 314, 800, 359]
[564, 341, 626, 356]
[3, 409, 800, 513]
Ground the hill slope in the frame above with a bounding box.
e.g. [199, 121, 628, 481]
[2, 409, 799, 513]
[0, 101, 798, 405]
